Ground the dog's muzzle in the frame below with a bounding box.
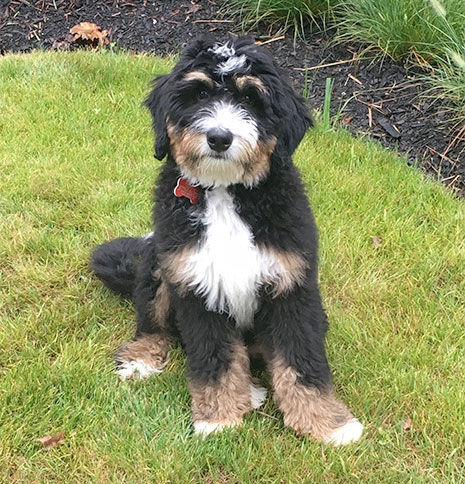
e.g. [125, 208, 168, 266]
[207, 128, 233, 153]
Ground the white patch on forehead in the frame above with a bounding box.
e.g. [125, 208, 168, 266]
[209, 42, 248, 75]
[210, 42, 236, 59]
[216, 55, 247, 75]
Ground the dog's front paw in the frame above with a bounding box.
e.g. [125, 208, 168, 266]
[115, 333, 172, 381]
[324, 418, 364, 447]
[193, 420, 239, 437]
[116, 358, 166, 381]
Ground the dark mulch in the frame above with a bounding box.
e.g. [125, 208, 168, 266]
[2, 0, 464, 195]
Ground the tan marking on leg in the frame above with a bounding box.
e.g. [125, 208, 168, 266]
[189, 342, 253, 434]
[115, 332, 174, 380]
[160, 247, 197, 295]
[151, 280, 171, 327]
[258, 246, 307, 297]
[271, 354, 355, 442]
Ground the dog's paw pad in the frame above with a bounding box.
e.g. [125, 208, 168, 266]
[325, 418, 364, 447]
[116, 359, 165, 381]
[250, 384, 267, 409]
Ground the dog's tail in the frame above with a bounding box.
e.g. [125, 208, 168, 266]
[90, 235, 151, 299]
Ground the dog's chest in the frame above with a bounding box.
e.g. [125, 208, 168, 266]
[185, 187, 264, 327]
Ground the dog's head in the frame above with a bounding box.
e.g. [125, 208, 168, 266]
[145, 36, 312, 187]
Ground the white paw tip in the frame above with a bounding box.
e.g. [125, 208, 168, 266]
[194, 421, 233, 436]
[116, 360, 164, 381]
[250, 384, 267, 409]
[325, 418, 364, 447]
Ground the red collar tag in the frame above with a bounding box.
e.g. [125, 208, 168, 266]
[174, 177, 200, 204]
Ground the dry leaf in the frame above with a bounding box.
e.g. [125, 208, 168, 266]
[70, 22, 109, 46]
[185, 3, 202, 14]
[36, 432, 66, 450]
[342, 116, 353, 125]
[372, 236, 382, 248]
[403, 417, 413, 432]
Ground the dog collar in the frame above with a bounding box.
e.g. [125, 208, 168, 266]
[174, 177, 200, 204]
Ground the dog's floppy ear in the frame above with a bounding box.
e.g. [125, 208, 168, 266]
[275, 84, 313, 157]
[144, 74, 171, 160]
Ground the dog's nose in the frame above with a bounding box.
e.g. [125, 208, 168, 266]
[207, 128, 233, 153]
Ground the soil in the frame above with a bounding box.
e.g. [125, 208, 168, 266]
[1, 0, 464, 195]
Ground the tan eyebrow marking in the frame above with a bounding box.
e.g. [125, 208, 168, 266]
[183, 71, 214, 88]
[235, 75, 268, 93]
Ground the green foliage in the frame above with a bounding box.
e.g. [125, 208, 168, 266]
[1, 51, 465, 483]
[223, 0, 465, 117]
[335, 0, 465, 117]
[335, 0, 464, 61]
[223, 0, 337, 36]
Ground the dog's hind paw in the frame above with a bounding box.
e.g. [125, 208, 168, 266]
[324, 418, 364, 447]
[250, 384, 267, 409]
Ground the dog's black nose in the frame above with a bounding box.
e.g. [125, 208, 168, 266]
[207, 128, 233, 153]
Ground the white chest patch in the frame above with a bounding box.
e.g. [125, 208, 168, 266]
[183, 187, 263, 327]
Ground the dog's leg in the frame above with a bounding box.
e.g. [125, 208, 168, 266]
[258, 287, 363, 446]
[115, 244, 176, 380]
[173, 295, 258, 436]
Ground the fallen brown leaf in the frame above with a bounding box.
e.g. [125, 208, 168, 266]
[70, 22, 109, 46]
[185, 3, 202, 14]
[36, 432, 66, 450]
[403, 417, 413, 432]
[372, 236, 382, 248]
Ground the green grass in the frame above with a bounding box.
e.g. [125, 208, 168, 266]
[2, 50, 465, 483]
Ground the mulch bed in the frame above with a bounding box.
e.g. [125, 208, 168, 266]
[2, 0, 464, 195]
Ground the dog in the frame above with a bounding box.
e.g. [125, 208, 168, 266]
[90, 36, 363, 446]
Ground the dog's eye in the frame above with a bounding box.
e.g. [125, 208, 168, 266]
[198, 89, 209, 100]
[241, 91, 258, 106]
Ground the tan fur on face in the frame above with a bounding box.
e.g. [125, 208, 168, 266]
[189, 342, 253, 426]
[271, 354, 354, 440]
[235, 75, 267, 93]
[241, 136, 276, 186]
[167, 122, 276, 187]
[183, 71, 214, 89]
[116, 332, 174, 372]
[167, 123, 204, 176]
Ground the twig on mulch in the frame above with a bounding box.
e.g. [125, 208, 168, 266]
[256, 35, 285, 46]
[192, 19, 233, 23]
[442, 124, 465, 159]
[293, 58, 356, 71]
[427, 146, 458, 167]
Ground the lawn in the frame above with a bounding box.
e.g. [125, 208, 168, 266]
[1, 50, 465, 483]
